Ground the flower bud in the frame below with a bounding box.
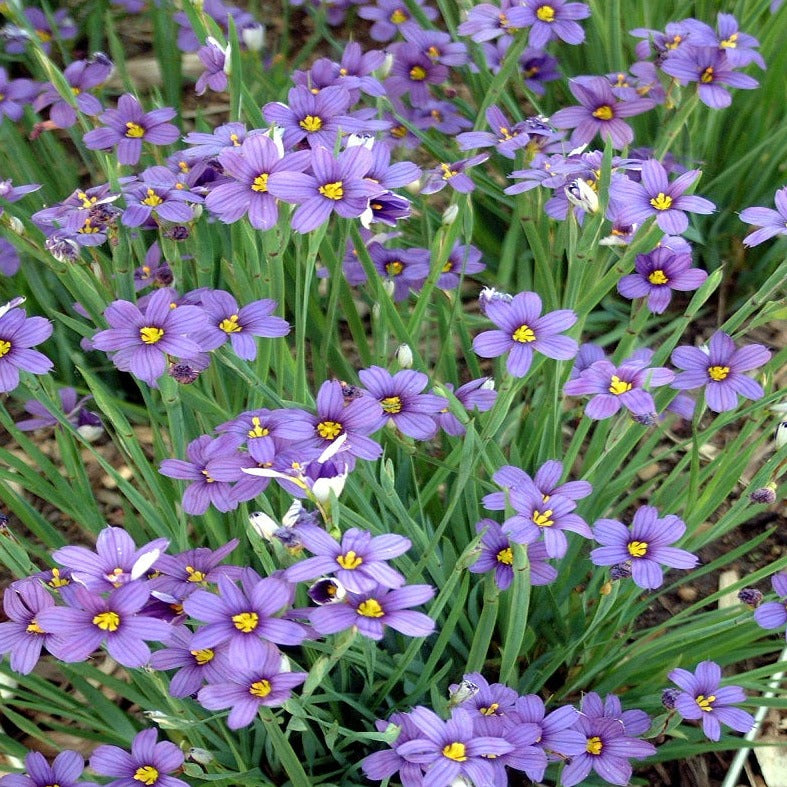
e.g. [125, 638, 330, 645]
[347, 133, 376, 150]
[248, 510, 279, 541]
[737, 588, 763, 608]
[187, 748, 214, 765]
[168, 363, 201, 385]
[480, 378, 495, 391]
[7, 216, 24, 235]
[749, 485, 777, 505]
[661, 688, 680, 710]
[776, 421, 787, 449]
[442, 203, 459, 225]
[609, 563, 633, 581]
[375, 51, 394, 80]
[241, 22, 265, 51]
[307, 577, 347, 605]
[565, 178, 599, 214]
[45, 234, 80, 263]
[478, 287, 512, 316]
[396, 343, 413, 368]
[448, 679, 480, 706]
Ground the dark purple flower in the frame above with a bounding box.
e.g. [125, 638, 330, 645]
[0, 67, 39, 121]
[92, 288, 205, 387]
[473, 291, 578, 378]
[580, 692, 651, 737]
[385, 43, 449, 106]
[740, 186, 787, 246]
[0, 750, 99, 787]
[122, 166, 202, 227]
[184, 573, 307, 662]
[310, 583, 435, 640]
[563, 357, 674, 419]
[52, 526, 168, 592]
[562, 715, 656, 786]
[358, 366, 447, 440]
[550, 76, 654, 149]
[205, 134, 311, 230]
[671, 331, 771, 413]
[617, 246, 708, 314]
[285, 525, 410, 593]
[519, 0, 590, 47]
[33, 58, 111, 129]
[668, 660, 755, 741]
[358, 0, 438, 42]
[753, 573, 787, 637]
[267, 145, 383, 233]
[662, 47, 758, 109]
[592, 507, 697, 589]
[434, 377, 496, 436]
[83, 94, 180, 166]
[37, 582, 170, 667]
[197, 647, 307, 729]
[0, 305, 53, 394]
[90, 728, 188, 787]
[613, 159, 715, 235]
[421, 153, 490, 195]
[0, 578, 58, 674]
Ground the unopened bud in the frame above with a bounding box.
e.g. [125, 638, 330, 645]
[661, 688, 680, 710]
[478, 286, 512, 316]
[241, 22, 265, 51]
[396, 343, 413, 368]
[737, 588, 763, 608]
[187, 748, 214, 765]
[565, 178, 599, 214]
[347, 133, 375, 150]
[442, 203, 459, 225]
[749, 485, 777, 505]
[448, 679, 480, 706]
[375, 52, 394, 80]
[480, 378, 495, 391]
[307, 577, 347, 605]
[248, 510, 279, 541]
[7, 216, 24, 235]
[775, 421, 787, 449]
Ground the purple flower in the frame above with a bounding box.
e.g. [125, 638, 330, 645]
[591, 506, 698, 589]
[92, 288, 206, 387]
[472, 291, 578, 378]
[550, 76, 654, 149]
[519, 0, 590, 48]
[457, 105, 539, 159]
[0, 750, 99, 787]
[484, 459, 593, 511]
[197, 647, 307, 729]
[384, 43, 449, 106]
[671, 331, 771, 413]
[0, 67, 39, 121]
[52, 526, 168, 592]
[216, 408, 314, 463]
[194, 291, 289, 360]
[4, 8, 76, 55]
[421, 153, 490, 195]
[668, 660, 755, 741]
[83, 94, 180, 166]
[0, 305, 53, 394]
[662, 47, 758, 109]
[613, 159, 715, 235]
[285, 525, 410, 593]
[361, 242, 430, 301]
[358, 0, 438, 42]
[310, 583, 435, 640]
[205, 134, 311, 230]
[362, 711, 428, 785]
[739, 186, 787, 246]
[358, 366, 447, 440]
[184, 573, 307, 662]
[267, 145, 383, 233]
[394, 706, 513, 785]
[753, 573, 787, 637]
[37, 582, 170, 668]
[617, 246, 708, 314]
[451, 672, 519, 718]
[458, 2, 529, 43]
[683, 14, 765, 69]
[563, 357, 675, 419]
[134, 241, 173, 291]
[159, 434, 254, 515]
[402, 25, 469, 67]
[434, 377, 496, 436]
[121, 166, 201, 227]
[561, 715, 656, 786]
[509, 695, 587, 759]
[0, 579, 58, 674]
[195, 38, 228, 95]
[90, 728, 188, 787]
[33, 58, 111, 129]
[15, 387, 101, 435]
[579, 692, 651, 737]
[181, 122, 252, 162]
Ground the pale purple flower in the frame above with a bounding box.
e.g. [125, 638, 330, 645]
[591, 506, 698, 589]
[508, 695, 587, 759]
[671, 331, 771, 413]
[473, 291, 578, 377]
[402, 26, 469, 67]
[617, 246, 708, 313]
[216, 408, 314, 463]
[358, 0, 438, 42]
[285, 525, 410, 593]
[384, 43, 449, 106]
[358, 366, 448, 440]
[683, 14, 765, 69]
[195, 38, 228, 95]
[363, 242, 431, 301]
[753, 573, 787, 637]
[90, 729, 188, 787]
[0, 306, 53, 393]
[0, 578, 58, 674]
[484, 459, 592, 511]
[458, 2, 529, 43]
[181, 122, 252, 162]
[668, 660, 755, 741]
[739, 186, 787, 246]
[4, 8, 76, 55]
[519, 0, 590, 48]
[457, 105, 538, 159]
[134, 241, 173, 291]
[421, 153, 489, 195]
[83, 94, 180, 166]
[579, 692, 651, 737]
[362, 711, 427, 785]
[33, 58, 111, 129]
[0, 750, 99, 787]
[434, 377, 496, 436]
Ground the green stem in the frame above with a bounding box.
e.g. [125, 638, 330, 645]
[259, 708, 311, 784]
[465, 573, 500, 673]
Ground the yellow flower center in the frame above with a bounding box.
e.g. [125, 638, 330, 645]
[409, 65, 427, 81]
[498, 126, 513, 140]
[48, 568, 70, 588]
[190, 648, 215, 665]
[391, 124, 407, 138]
[79, 218, 100, 234]
[357, 599, 384, 618]
[248, 417, 270, 438]
[92, 611, 120, 631]
[696, 694, 716, 711]
[592, 105, 614, 120]
[299, 115, 323, 132]
[201, 469, 215, 484]
[77, 191, 95, 208]
[386, 260, 404, 276]
[133, 766, 159, 785]
[666, 35, 682, 49]
[185, 565, 206, 582]
[615, 73, 628, 87]
[441, 260, 453, 273]
[381, 395, 403, 414]
[496, 547, 513, 565]
[532, 509, 554, 528]
[337, 550, 363, 570]
[700, 66, 715, 83]
[512, 324, 536, 343]
[649, 192, 673, 211]
[125, 121, 145, 138]
[390, 8, 408, 23]
[427, 45, 441, 59]
[139, 326, 164, 345]
[319, 181, 344, 200]
[440, 163, 457, 180]
[708, 365, 730, 381]
[536, 5, 556, 22]
[627, 540, 648, 557]
[231, 611, 260, 632]
[720, 33, 738, 48]
[0, 339, 11, 358]
[608, 375, 632, 395]
[36, 29, 53, 43]
[648, 269, 669, 285]
[250, 678, 272, 698]
[480, 703, 500, 716]
[317, 420, 342, 440]
[442, 742, 468, 761]
[230, 133, 241, 146]
[586, 736, 603, 755]
[219, 314, 243, 333]
[252, 173, 269, 192]
[26, 619, 45, 635]
[142, 188, 163, 207]
[178, 161, 189, 172]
